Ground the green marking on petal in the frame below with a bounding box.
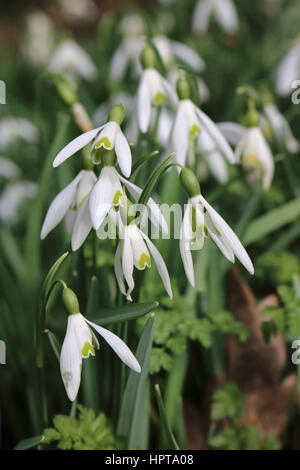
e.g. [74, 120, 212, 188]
[189, 124, 201, 138]
[243, 154, 260, 167]
[153, 91, 166, 106]
[113, 190, 123, 206]
[95, 136, 112, 149]
[138, 252, 151, 269]
[81, 341, 95, 358]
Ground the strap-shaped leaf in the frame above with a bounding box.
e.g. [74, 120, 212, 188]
[155, 384, 180, 450]
[89, 302, 158, 326]
[14, 435, 44, 450]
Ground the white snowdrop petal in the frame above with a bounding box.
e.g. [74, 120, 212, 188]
[140, 229, 173, 299]
[53, 127, 103, 167]
[204, 150, 229, 184]
[179, 205, 195, 287]
[138, 73, 152, 133]
[60, 316, 82, 402]
[89, 170, 115, 229]
[192, 0, 212, 35]
[195, 107, 235, 163]
[171, 40, 205, 72]
[196, 194, 254, 275]
[115, 129, 132, 177]
[216, 0, 239, 34]
[205, 215, 235, 263]
[87, 320, 141, 373]
[40, 171, 83, 239]
[217, 122, 246, 146]
[122, 233, 135, 301]
[114, 241, 127, 297]
[170, 103, 189, 167]
[71, 196, 92, 251]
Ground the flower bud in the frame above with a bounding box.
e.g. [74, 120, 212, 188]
[176, 77, 191, 100]
[108, 104, 125, 125]
[62, 287, 80, 315]
[140, 44, 157, 69]
[179, 168, 201, 198]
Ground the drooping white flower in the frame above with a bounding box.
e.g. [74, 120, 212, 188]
[59, 0, 98, 22]
[180, 195, 254, 287]
[234, 127, 274, 190]
[0, 180, 37, 224]
[167, 98, 235, 167]
[60, 312, 141, 401]
[275, 39, 300, 97]
[109, 35, 205, 83]
[40, 170, 96, 243]
[263, 103, 299, 154]
[114, 219, 172, 302]
[21, 11, 54, 67]
[197, 130, 229, 183]
[0, 157, 21, 179]
[0, 118, 39, 151]
[137, 68, 178, 134]
[192, 0, 239, 35]
[48, 40, 98, 82]
[53, 111, 132, 178]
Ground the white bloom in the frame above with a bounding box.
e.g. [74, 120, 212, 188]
[48, 40, 98, 82]
[53, 121, 132, 177]
[275, 40, 300, 97]
[21, 11, 54, 66]
[192, 0, 239, 35]
[235, 127, 274, 190]
[0, 157, 21, 179]
[0, 118, 39, 151]
[114, 222, 172, 301]
[89, 166, 168, 234]
[109, 35, 204, 83]
[217, 122, 246, 146]
[197, 130, 229, 183]
[180, 195, 254, 287]
[137, 68, 178, 134]
[0, 181, 37, 224]
[40, 170, 96, 245]
[59, 0, 98, 22]
[60, 312, 141, 401]
[263, 103, 299, 153]
[168, 99, 235, 167]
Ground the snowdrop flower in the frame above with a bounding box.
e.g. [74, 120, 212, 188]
[59, 0, 98, 22]
[53, 104, 131, 177]
[197, 130, 229, 183]
[0, 157, 21, 179]
[113, 210, 172, 301]
[235, 126, 274, 190]
[192, 0, 239, 35]
[0, 180, 37, 224]
[0, 118, 39, 151]
[48, 40, 98, 82]
[179, 168, 254, 287]
[275, 39, 300, 97]
[60, 286, 141, 401]
[263, 102, 299, 154]
[136, 45, 178, 134]
[167, 75, 234, 167]
[40, 170, 97, 246]
[21, 11, 54, 67]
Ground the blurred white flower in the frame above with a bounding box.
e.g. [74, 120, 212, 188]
[59, 0, 97, 22]
[114, 215, 172, 301]
[0, 180, 37, 224]
[40, 170, 97, 249]
[192, 0, 239, 35]
[0, 157, 21, 179]
[0, 118, 39, 151]
[167, 99, 235, 167]
[61, 312, 141, 401]
[263, 103, 299, 153]
[180, 195, 254, 287]
[235, 126, 274, 190]
[21, 11, 54, 66]
[275, 39, 300, 97]
[48, 40, 98, 82]
[197, 129, 229, 183]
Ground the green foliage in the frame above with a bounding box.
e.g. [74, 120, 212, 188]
[140, 282, 249, 374]
[209, 382, 280, 450]
[261, 276, 300, 341]
[257, 251, 300, 284]
[43, 405, 122, 450]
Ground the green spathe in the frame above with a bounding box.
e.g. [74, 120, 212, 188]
[179, 168, 201, 198]
[62, 287, 80, 315]
[108, 104, 125, 125]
